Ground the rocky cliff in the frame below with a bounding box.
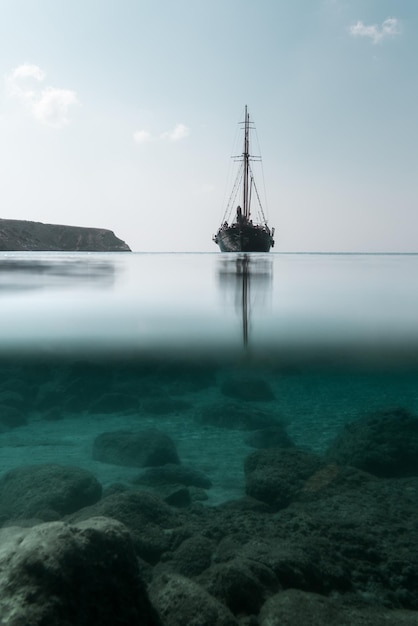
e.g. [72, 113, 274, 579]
[0, 218, 131, 252]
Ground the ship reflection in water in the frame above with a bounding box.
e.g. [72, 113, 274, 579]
[217, 253, 272, 350]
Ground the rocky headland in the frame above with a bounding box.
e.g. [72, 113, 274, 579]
[0, 218, 131, 251]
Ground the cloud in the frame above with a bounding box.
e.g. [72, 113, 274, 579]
[133, 129, 154, 143]
[10, 63, 46, 81]
[161, 123, 190, 141]
[133, 122, 190, 144]
[349, 17, 400, 44]
[31, 87, 79, 128]
[5, 64, 79, 128]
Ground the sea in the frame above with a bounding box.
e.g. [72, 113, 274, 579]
[1, 250, 418, 504]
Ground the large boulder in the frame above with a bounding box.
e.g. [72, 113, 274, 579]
[326, 407, 418, 478]
[164, 534, 215, 578]
[68, 490, 182, 564]
[244, 448, 324, 509]
[0, 517, 159, 626]
[149, 573, 238, 626]
[132, 463, 212, 489]
[92, 429, 180, 467]
[198, 557, 278, 616]
[0, 464, 102, 523]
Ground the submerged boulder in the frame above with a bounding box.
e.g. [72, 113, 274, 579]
[244, 448, 325, 509]
[198, 556, 278, 616]
[132, 463, 212, 489]
[68, 490, 181, 564]
[92, 429, 180, 467]
[0, 463, 102, 522]
[149, 573, 238, 626]
[326, 407, 418, 478]
[0, 517, 159, 626]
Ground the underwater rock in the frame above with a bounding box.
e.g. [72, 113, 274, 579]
[149, 573, 238, 626]
[197, 403, 280, 430]
[198, 556, 278, 616]
[132, 463, 212, 489]
[258, 589, 418, 626]
[244, 425, 295, 449]
[273, 476, 418, 607]
[0, 463, 102, 521]
[238, 535, 346, 594]
[154, 484, 192, 508]
[168, 534, 215, 577]
[218, 496, 273, 513]
[68, 490, 182, 564]
[326, 407, 418, 478]
[89, 391, 139, 413]
[92, 428, 180, 467]
[221, 376, 275, 401]
[0, 517, 159, 626]
[0, 404, 27, 429]
[244, 448, 325, 509]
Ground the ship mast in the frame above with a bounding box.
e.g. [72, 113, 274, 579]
[242, 105, 250, 220]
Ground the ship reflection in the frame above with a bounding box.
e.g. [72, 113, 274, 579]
[217, 254, 273, 349]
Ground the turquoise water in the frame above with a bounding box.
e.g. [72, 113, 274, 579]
[1, 252, 418, 503]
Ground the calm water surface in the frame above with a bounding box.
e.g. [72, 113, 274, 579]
[1, 251, 418, 358]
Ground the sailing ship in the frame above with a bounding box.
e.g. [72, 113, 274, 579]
[213, 106, 275, 253]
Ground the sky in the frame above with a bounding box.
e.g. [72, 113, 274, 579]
[0, 0, 417, 252]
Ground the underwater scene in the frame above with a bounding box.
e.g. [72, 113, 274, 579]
[1, 252, 418, 625]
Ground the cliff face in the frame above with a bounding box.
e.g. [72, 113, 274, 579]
[0, 219, 131, 252]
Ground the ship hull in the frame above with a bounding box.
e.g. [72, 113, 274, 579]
[214, 224, 274, 253]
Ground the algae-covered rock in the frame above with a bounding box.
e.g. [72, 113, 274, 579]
[0, 464, 102, 521]
[326, 407, 418, 478]
[0, 517, 159, 626]
[92, 428, 180, 467]
[244, 447, 324, 509]
[149, 573, 238, 626]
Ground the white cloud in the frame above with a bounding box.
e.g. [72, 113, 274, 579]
[11, 63, 46, 82]
[161, 123, 190, 141]
[32, 87, 78, 128]
[133, 129, 154, 143]
[133, 122, 190, 145]
[349, 17, 400, 44]
[5, 63, 79, 128]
